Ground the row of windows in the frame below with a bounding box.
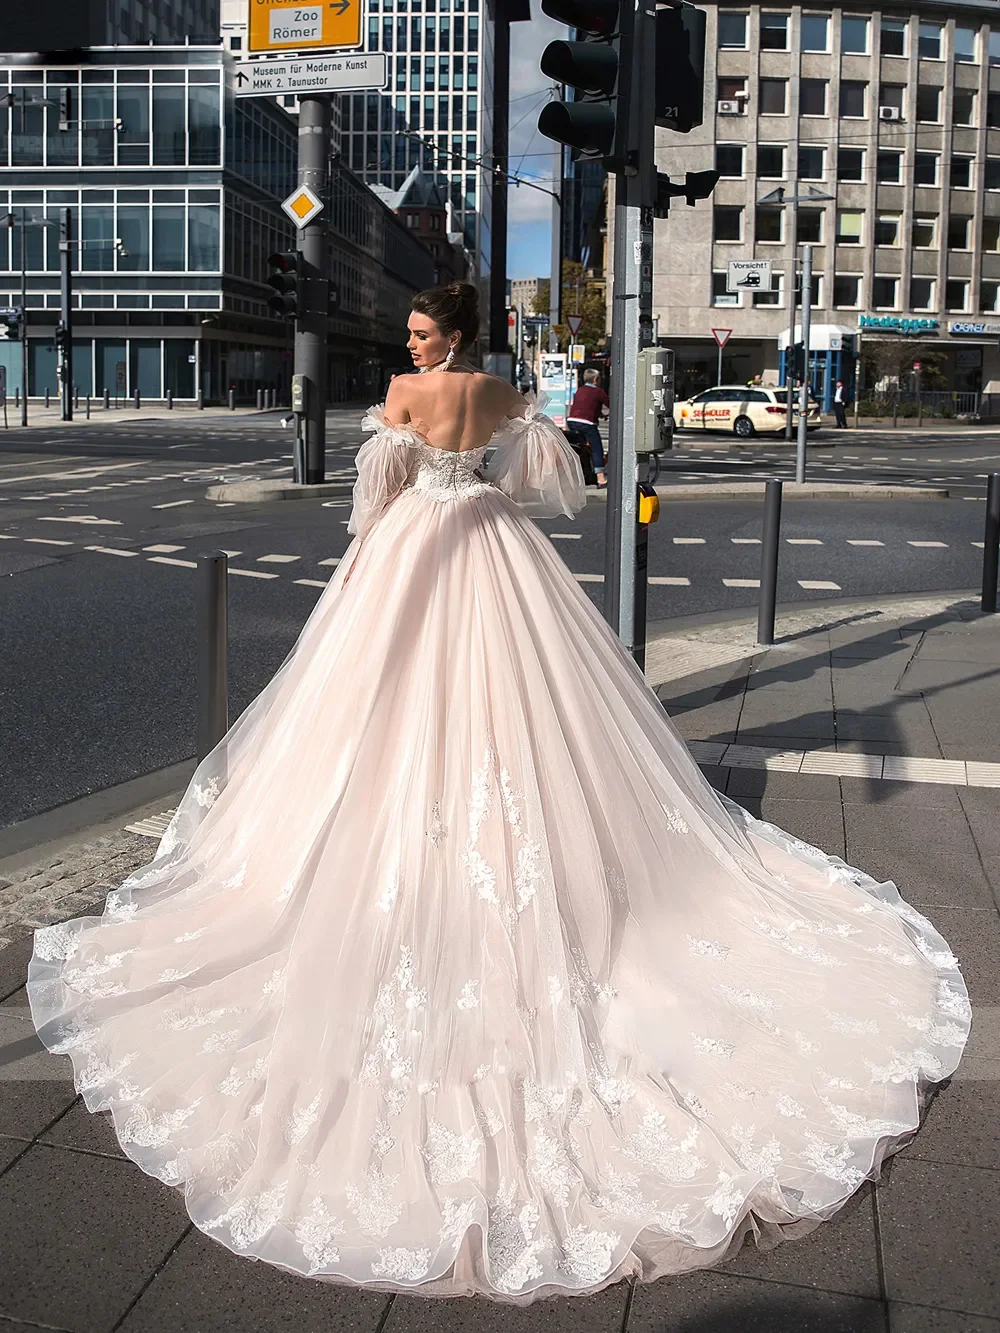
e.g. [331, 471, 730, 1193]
[367, 13, 480, 53]
[364, 53, 479, 92]
[225, 99, 297, 201]
[713, 205, 1000, 252]
[0, 291, 221, 310]
[344, 94, 478, 136]
[368, 0, 480, 10]
[0, 76, 221, 169]
[718, 11, 1000, 63]
[0, 202, 221, 273]
[719, 77, 1000, 126]
[711, 270, 1000, 314]
[716, 142, 1000, 189]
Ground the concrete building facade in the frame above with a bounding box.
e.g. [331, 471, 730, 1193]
[653, 0, 1000, 407]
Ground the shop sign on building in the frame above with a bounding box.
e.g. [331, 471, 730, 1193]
[858, 315, 939, 335]
[948, 320, 1000, 336]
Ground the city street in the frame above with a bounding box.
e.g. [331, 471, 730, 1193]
[1, 413, 996, 827]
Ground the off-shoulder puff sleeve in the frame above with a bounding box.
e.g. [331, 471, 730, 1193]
[483, 392, 587, 518]
[346, 404, 421, 539]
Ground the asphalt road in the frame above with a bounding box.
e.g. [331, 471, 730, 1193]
[1, 412, 994, 828]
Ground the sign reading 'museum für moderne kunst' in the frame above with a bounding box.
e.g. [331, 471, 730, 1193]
[858, 315, 940, 335]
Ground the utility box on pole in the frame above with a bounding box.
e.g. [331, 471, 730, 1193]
[635, 346, 674, 453]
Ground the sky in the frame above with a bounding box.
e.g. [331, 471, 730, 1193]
[506, 4, 566, 282]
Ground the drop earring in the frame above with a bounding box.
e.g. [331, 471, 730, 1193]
[445, 344, 456, 366]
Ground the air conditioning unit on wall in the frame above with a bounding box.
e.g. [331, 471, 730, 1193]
[879, 106, 902, 121]
[718, 99, 743, 115]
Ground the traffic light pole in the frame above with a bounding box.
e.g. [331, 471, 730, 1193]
[295, 94, 331, 484]
[603, 0, 655, 659]
[796, 243, 813, 483]
[59, 208, 73, 423]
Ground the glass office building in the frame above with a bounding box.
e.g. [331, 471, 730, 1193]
[340, 0, 494, 279]
[0, 46, 435, 402]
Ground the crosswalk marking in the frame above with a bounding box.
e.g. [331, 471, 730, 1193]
[151, 499, 194, 509]
[84, 545, 137, 557]
[848, 540, 884, 546]
[257, 553, 300, 563]
[786, 538, 823, 545]
[143, 544, 186, 553]
[798, 579, 841, 590]
[672, 537, 706, 544]
[228, 567, 280, 579]
[294, 578, 329, 588]
[39, 514, 121, 526]
[723, 578, 760, 588]
[649, 576, 691, 585]
[24, 537, 73, 546]
[147, 555, 198, 568]
[907, 540, 948, 548]
[318, 557, 342, 566]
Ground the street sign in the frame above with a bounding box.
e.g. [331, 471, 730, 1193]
[726, 260, 772, 293]
[233, 52, 386, 97]
[282, 185, 324, 229]
[569, 343, 585, 364]
[711, 328, 732, 348]
[248, 0, 362, 54]
[566, 314, 584, 337]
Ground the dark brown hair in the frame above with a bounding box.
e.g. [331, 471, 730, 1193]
[410, 281, 480, 352]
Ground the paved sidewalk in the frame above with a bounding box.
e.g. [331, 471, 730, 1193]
[1, 592, 997, 1331]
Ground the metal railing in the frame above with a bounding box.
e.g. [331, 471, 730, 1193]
[855, 390, 981, 420]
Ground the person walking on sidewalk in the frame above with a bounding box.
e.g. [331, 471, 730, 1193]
[567, 368, 609, 488]
[833, 379, 849, 429]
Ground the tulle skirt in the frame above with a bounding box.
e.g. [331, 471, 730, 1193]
[26, 482, 969, 1302]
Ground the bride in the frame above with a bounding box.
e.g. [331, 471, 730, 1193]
[26, 281, 968, 1303]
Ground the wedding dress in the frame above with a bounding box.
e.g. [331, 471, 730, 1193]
[26, 394, 969, 1303]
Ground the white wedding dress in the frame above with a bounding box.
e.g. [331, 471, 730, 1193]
[26, 396, 969, 1303]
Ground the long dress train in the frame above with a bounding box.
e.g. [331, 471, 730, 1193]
[25, 396, 969, 1303]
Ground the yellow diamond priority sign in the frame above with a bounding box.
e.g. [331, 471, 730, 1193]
[282, 185, 323, 229]
[249, 0, 362, 55]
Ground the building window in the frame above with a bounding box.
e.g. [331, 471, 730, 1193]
[406, 212, 419, 227]
[872, 276, 898, 309]
[874, 214, 901, 246]
[881, 17, 906, 57]
[718, 12, 748, 48]
[799, 80, 827, 116]
[984, 218, 1000, 251]
[948, 215, 972, 249]
[712, 271, 739, 306]
[756, 207, 783, 242]
[954, 26, 977, 63]
[916, 85, 941, 122]
[713, 205, 743, 241]
[718, 76, 747, 102]
[835, 210, 864, 244]
[876, 150, 902, 184]
[912, 216, 936, 247]
[953, 89, 976, 126]
[981, 281, 1000, 313]
[833, 275, 861, 308]
[988, 159, 1000, 191]
[840, 81, 866, 118]
[797, 209, 823, 243]
[910, 277, 935, 310]
[797, 145, 825, 180]
[759, 79, 787, 115]
[988, 94, 1000, 129]
[753, 272, 783, 306]
[716, 143, 745, 177]
[918, 22, 943, 59]
[945, 279, 968, 311]
[991, 31, 1000, 67]
[757, 144, 786, 178]
[914, 153, 938, 186]
[879, 84, 904, 113]
[837, 148, 864, 182]
[801, 13, 828, 52]
[760, 13, 788, 50]
[794, 273, 823, 307]
[841, 15, 869, 54]
[951, 156, 973, 188]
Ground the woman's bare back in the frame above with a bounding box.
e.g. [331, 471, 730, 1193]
[384, 368, 525, 452]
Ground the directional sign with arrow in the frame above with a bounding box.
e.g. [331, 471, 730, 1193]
[232, 53, 386, 98]
[248, 0, 362, 55]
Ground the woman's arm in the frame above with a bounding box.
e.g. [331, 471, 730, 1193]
[383, 375, 411, 427]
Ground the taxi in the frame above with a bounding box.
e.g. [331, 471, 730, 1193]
[673, 385, 821, 438]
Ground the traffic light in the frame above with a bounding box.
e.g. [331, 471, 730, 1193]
[266, 250, 300, 319]
[655, 3, 706, 134]
[536, 0, 621, 160]
[652, 169, 719, 218]
[788, 342, 806, 381]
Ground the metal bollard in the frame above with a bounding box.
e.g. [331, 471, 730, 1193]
[103, 387, 110, 410]
[134, 388, 140, 410]
[14, 389, 19, 409]
[983, 473, 1000, 614]
[86, 395, 91, 419]
[264, 388, 271, 409]
[45, 388, 50, 409]
[757, 479, 783, 646]
[197, 388, 204, 410]
[892, 393, 898, 429]
[256, 388, 263, 411]
[73, 386, 79, 410]
[197, 552, 230, 765]
[228, 387, 236, 411]
[166, 389, 173, 410]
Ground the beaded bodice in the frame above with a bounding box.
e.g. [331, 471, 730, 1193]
[404, 440, 494, 503]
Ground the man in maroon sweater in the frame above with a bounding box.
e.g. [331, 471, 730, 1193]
[567, 370, 610, 488]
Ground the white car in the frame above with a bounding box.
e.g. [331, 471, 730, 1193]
[674, 385, 821, 438]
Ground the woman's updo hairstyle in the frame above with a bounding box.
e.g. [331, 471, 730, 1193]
[411, 281, 480, 353]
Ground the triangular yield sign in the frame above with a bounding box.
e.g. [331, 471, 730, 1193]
[566, 314, 584, 336]
[711, 328, 732, 348]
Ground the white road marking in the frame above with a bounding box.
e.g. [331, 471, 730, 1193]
[673, 537, 706, 544]
[798, 579, 841, 590]
[549, 532, 582, 540]
[294, 578, 329, 588]
[723, 578, 760, 588]
[731, 537, 760, 544]
[257, 553, 301, 563]
[575, 573, 604, 582]
[147, 555, 198, 568]
[84, 545, 137, 557]
[972, 541, 985, 548]
[786, 538, 823, 545]
[847, 540, 885, 546]
[152, 499, 194, 509]
[907, 540, 948, 548]
[38, 514, 122, 526]
[649, 576, 691, 585]
[318, 557, 342, 566]
[228, 567, 280, 579]
[143, 544, 186, 553]
[24, 537, 73, 546]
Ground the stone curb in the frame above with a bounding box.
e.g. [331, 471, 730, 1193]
[205, 478, 356, 501]
[602, 483, 950, 502]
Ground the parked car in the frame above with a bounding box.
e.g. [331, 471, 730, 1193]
[673, 385, 821, 438]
